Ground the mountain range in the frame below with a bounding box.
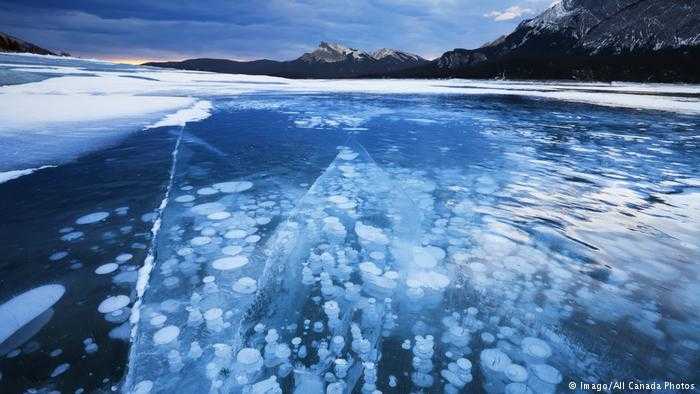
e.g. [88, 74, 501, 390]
[144, 42, 428, 78]
[3, 0, 699, 82]
[406, 0, 700, 82]
[145, 0, 699, 82]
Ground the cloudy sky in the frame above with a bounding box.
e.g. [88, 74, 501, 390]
[0, 0, 555, 63]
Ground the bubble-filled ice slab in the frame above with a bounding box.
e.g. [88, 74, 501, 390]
[209, 140, 457, 393]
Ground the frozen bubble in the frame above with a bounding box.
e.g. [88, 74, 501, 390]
[250, 376, 281, 393]
[328, 195, 350, 204]
[413, 247, 438, 269]
[116, 253, 133, 263]
[529, 364, 562, 385]
[177, 247, 194, 256]
[197, 187, 219, 196]
[222, 245, 243, 256]
[480, 348, 511, 373]
[425, 246, 446, 261]
[75, 212, 109, 225]
[389, 375, 397, 387]
[204, 308, 223, 321]
[84, 342, 98, 354]
[505, 364, 529, 382]
[359, 261, 383, 276]
[256, 217, 271, 225]
[0, 284, 65, 346]
[110, 322, 131, 340]
[369, 251, 385, 261]
[106, 309, 129, 323]
[245, 235, 261, 243]
[191, 202, 226, 216]
[212, 256, 249, 270]
[355, 222, 389, 245]
[98, 295, 130, 314]
[133, 380, 154, 394]
[236, 347, 262, 366]
[60, 231, 84, 242]
[203, 276, 215, 283]
[201, 227, 217, 236]
[150, 314, 167, 326]
[521, 337, 552, 361]
[160, 299, 179, 313]
[174, 195, 195, 203]
[232, 277, 257, 294]
[213, 181, 253, 193]
[190, 236, 212, 246]
[225, 229, 248, 239]
[113, 271, 138, 284]
[153, 325, 180, 345]
[384, 271, 399, 280]
[141, 212, 157, 223]
[481, 332, 495, 344]
[207, 211, 231, 220]
[49, 251, 68, 261]
[163, 276, 179, 288]
[95, 263, 118, 275]
[406, 271, 450, 290]
[50, 363, 70, 378]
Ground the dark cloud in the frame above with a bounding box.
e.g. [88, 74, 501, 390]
[0, 0, 554, 61]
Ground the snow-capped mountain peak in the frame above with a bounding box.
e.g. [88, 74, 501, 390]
[431, 0, 700, 81]
[371, 48, 425, 62]
[148, 41, 429, 78]
[300, 42, 371, 63]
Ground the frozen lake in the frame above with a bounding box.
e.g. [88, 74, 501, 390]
[0, 54, 699, 393]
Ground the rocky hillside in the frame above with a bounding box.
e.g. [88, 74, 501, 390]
[402, 0, 700, 82]
[0, 32, 57, 55]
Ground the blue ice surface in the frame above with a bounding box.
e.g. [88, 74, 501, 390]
[121, 94, 699, 393]
[0, 63, 698, 393]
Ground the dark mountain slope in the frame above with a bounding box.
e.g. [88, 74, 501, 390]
[0, 32, 58, 56]
[144, 42, 428, 78]
[397, 0, 700, 82]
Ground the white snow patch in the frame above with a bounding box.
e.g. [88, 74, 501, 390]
[145, 100, 212, 129]
[0, 93, 194, 130]
[0, 165, 55, 184]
